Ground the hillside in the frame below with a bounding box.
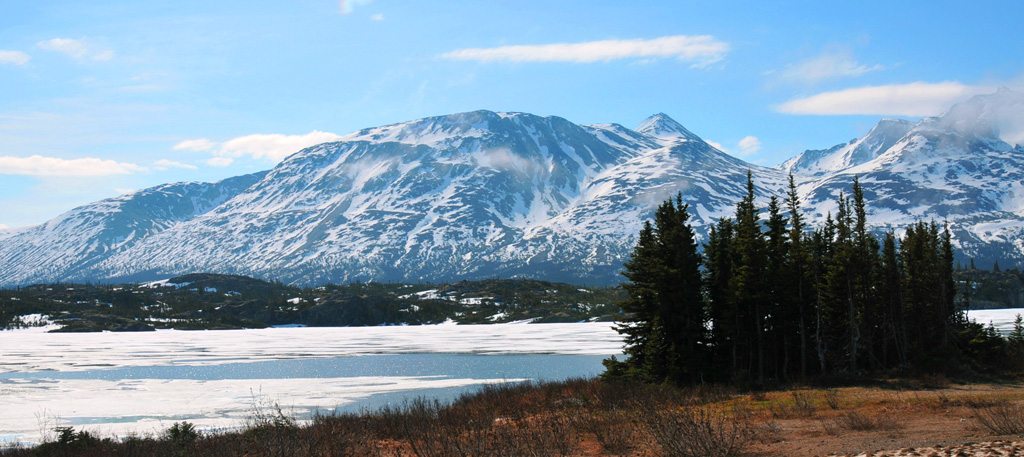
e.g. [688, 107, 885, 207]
[0, 274, 625, 331]
[0, 90, 1022, 286]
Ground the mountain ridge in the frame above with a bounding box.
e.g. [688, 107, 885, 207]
[2, 92, 1023, 286]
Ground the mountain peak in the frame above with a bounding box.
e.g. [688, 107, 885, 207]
[636, 113, 702, 143]
[930, 88, 1024, 145]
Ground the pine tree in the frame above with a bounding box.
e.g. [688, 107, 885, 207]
[652, 195, 707, 383]
[604, 221, 662, 381]
[730, 171, 767, 384]
[764, 195, 790, 380]
[604, 196, 705, 385]
[705, 217, 737, 380]
[784, 174, 813, 379]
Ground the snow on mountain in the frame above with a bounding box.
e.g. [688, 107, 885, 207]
[2, 91, 1024, 286]
[0, 172, 265, 285]
[795, 90, 1024, 267]
[87, 111, 660, 284]
[635, 112, 704, 145]
[781, 118, 914, 177]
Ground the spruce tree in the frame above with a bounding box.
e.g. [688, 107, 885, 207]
[784, 174, 813, 378]
[604, 195, 705, 385]
[730, 171, 767, 384]
[705, 217, 737, 380]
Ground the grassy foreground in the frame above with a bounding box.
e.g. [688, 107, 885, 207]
[4, 377, 1024, 457]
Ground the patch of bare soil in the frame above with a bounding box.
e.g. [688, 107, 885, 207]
[736, 383, 1024, 457]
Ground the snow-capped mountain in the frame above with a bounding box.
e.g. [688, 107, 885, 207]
[0, 172, 265, 286]
[781, 118, 914, 177]
[796, 89, 1024, 268]
[1, 90, 1022, 286]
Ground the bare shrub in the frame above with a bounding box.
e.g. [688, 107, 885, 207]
[791, 391, 816, 417]
[819, 417, 840, 436]
[642, 405, 753, 457]
[919, 373, 951, 389]
[837, 410, 903, 433]
[578, 409, 637, 455]
[974, 403, 1024, 435]
[824, 389, 842, 410]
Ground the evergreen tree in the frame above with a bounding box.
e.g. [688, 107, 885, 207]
[652, 195, 708, 383]
[764, 195, 791, 380]
[605, 173, 986, 385]
[603, 221, 661, 381]
[784, 174, 813, 379]
[603, 196, 705, 385]
[730, 171, 767, 384]
[705, 217, 737, 380]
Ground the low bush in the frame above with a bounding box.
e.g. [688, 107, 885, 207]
[642, 405, 754, 457]
[974, 403, 1024, 435]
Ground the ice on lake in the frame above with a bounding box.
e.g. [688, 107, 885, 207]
[0, 322, 622, 445]
[966, 307, 1024, 335]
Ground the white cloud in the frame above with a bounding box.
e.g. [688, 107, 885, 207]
[217, 130, 343, 162]
[441, 35, 729, 67]
[0, 223, 8, 230]
[173, 138, 217, 152]
[778, 49, 884, 85]
[0, 155, 146, 176]
[777, 82, 991, 116]
[339, 0, 374, 14]
[36, 38, 114, 61]
[705, 140, 726, 152]
[737, 136, 761, 156]
[707, 137, 761, 157]
[371, 13, 384, 21]
[206, 157, 234, 167]
[154, 159, 198, 170]
[0, 50, 30, 65]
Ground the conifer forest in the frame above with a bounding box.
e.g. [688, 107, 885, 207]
[604, 173, 1007, 387]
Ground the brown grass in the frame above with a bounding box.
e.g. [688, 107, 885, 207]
[5, 378, 1024, 457]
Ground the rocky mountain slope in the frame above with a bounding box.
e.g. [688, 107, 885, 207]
[1, 90, 1022, 286]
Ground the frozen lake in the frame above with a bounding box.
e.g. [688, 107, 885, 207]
[3, 309, 1020, 446]
[0, 322, 623, 445]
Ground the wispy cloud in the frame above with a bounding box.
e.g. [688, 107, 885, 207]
[206, 157, 234, 167]
[153, 159, 197, 170]
[705, 140, 726, 152]
[36, 38, 114, 61]
[776, 82, 990, 116]
[0, 50, 30, 65]
[737, 136, 761, 156]
[442, 35, 729, 67]
[0, 155, 145, 176]
[218, 131, 343, 162]
[371, 13, 384, 21]
[173, 138, 216, 152]
[179, 131, 342, 165]
[776, 48, 884, 85]
[339, 0, 374, 14]
[708, 136, 762, 157]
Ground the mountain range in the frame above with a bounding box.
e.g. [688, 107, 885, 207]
[1, 89, 1022, 286]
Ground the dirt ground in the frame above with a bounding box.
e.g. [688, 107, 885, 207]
[733, 382, 1024, 457]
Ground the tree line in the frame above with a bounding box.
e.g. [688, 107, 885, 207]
[604, 172, 1006, 387]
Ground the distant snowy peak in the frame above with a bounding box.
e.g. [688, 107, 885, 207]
[3, 94, 1024, 287]
[781, 117, 914, 177]
[636, 113, 702, 145]
[921, 87, 1024, 145]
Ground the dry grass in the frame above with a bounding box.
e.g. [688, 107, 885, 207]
[974, 403, 1024, 435]
[6, 378, 1024, 457]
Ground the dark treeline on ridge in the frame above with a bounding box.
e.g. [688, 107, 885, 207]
[604, 172, 1008, 387]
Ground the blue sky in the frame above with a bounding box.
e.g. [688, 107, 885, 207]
[1, 0, 1023, 228]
